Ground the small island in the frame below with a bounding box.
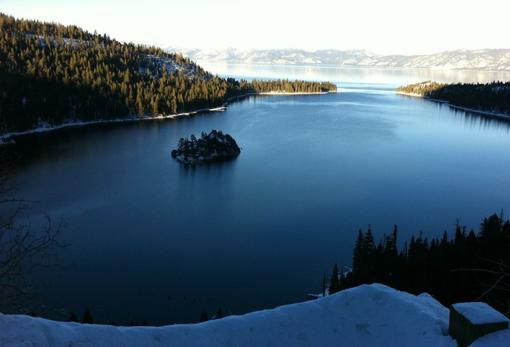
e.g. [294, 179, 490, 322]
[171, 130, 241, 165]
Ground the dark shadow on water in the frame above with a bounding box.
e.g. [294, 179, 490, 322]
[6, 120, 174, 166]
[176, 158, 240, 189]
[402, 81, 510, 131]
[431, 102, 510, 132]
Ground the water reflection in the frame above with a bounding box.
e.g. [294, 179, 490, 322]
[449, 108, 510, 133]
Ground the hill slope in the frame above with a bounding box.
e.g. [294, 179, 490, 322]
[0, 284, 464, 347]
[0, 13, 336, 135]
[0, 13, 223, 133]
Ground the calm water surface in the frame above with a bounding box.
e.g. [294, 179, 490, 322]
[8, 66, 510, 324]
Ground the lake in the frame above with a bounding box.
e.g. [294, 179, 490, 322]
[7, 65, 510, 324]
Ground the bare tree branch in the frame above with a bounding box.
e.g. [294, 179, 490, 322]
[477, 274, 509, 300]
[452, 257, 510, 313]
[0, 152, 63, 312]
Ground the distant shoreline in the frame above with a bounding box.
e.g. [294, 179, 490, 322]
[197, 60, 510, 73]
[0, 91, 333, 145]
[396, 91, 510, 120]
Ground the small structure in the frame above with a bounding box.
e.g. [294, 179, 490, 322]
[449, 302, 509, 347]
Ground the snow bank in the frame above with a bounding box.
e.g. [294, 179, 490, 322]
[472, 327, 510, 347]
[0, 284, 458, 347]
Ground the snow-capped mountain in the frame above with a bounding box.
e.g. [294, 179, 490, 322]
[168, 48, 510, 71]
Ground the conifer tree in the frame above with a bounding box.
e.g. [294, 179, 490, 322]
[329, 264, 340, 294]
[199, 310, 208, 322]
[322, 272, 327, 296]
[352, 229, 364, 274]
[82, 307, 93, 324]
[69, 312, 78, 322]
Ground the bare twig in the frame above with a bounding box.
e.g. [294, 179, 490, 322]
[477, 274, 509, 300]
[452, 257, 510, 313]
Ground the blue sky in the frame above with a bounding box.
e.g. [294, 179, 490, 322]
[1, 0, 509, 54]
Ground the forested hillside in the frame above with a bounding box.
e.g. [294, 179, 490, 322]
[0, 13, 336, 134]
[397, 81, 510, 115]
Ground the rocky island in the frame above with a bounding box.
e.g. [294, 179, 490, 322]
[171, 130, 241, 165]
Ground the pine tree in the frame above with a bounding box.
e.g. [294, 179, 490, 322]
[69, 312, 78, 322]
[322, 272, 327, 296]
[329, 264, 340, 294]
[0, 13, 337, 133]
[82, 307, 93, 324]
[199, 310, 208, 322]
[353, 229, 364, 274]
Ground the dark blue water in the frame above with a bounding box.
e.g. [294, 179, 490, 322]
[9, 81, 510, 324]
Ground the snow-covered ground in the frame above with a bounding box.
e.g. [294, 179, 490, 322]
[1, 284, 508, 346]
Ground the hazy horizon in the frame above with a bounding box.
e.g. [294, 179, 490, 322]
[171, 47, 510, 56]
[1, 0, 509, 55]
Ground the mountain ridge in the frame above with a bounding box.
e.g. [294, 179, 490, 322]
[169, 48, 510, 71]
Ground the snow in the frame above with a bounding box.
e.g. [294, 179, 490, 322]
[0, 284, 460, 347]
[471, 327, 510, 347]
[453, 302, 509, 325]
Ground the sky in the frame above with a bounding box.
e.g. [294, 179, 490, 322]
[0, 0, 509, 55]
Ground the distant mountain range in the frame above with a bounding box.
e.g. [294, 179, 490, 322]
[168, 48, 510, 71]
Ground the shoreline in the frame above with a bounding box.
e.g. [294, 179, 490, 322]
[222, 90, 332, 104]
[0, 107, 227, 145]
[0, 91, 333, 145]
[396, 91, 510, 120]
[258, 91, 330, 95]
[201, 61, 510, 73]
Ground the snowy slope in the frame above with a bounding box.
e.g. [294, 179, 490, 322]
[28, 35, 204, 79]
[0, 284, 459, 347]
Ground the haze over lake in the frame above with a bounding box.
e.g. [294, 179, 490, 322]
[200, 62, 510, 84]
[9, 65, 510, 324]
